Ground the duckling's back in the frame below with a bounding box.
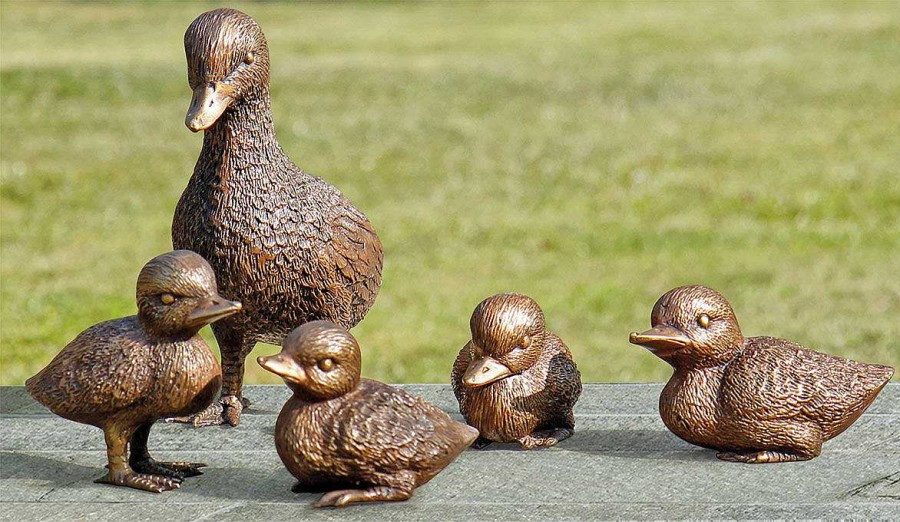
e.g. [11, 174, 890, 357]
[26, 317, 155, 426]
[723, 337, 894, 440]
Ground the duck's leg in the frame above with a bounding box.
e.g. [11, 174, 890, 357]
[518, 427, 574, 449]
[129, 423, 206, 479]
[168, 328, 253, 427]
[314, 471, 415, 508]
[95, 425, 181, 493]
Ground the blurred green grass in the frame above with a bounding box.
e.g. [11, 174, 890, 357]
[1, 1, 898, 385]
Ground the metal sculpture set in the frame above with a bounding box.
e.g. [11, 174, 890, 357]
[26, 8, 894, 508]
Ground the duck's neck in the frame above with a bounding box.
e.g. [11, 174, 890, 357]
[197, 89, 287, 175]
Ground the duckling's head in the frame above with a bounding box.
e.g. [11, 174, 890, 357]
[136, 250, 242, 338]
[257, 321, 362, 400]
[630, 285, 744, 369]
[463, 293, 546, 388]
[184, 8, 270, 132]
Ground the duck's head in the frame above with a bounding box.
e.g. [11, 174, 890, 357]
[136, 250, 242, 338]
[629, 285, 744, 369]
[184, 8, 270, 132]
[463, 293, 546, 388]
[258, 321, 362, 400]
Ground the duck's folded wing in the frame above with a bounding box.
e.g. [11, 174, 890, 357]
[324, 205, 384, 324]
[27, 320, 155, 418]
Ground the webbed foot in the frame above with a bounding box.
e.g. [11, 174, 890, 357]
[716, 450, 813, 463]
[166, 395, 245, 427]
[518, 428, 573, 449]
[131, 457, 206, 479]
[314, 486, 412, 508]
[95, 469, 181, 493]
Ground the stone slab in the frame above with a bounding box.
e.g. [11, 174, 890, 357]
[1, 385, 898, 520]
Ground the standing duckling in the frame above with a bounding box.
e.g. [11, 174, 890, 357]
[26, 251, 241, 492]
[173, 8, 383, 426]
[258, 321, 478, 508]
[451, 293, 582, 449]
[630, 285, 894, 463]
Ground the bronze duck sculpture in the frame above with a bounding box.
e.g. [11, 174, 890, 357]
[630, 284, 894, 463]
[451, 293, 582, 449]
[173, 8, 383, 426]
[258, 321, 478, 508]
[26, 250, 241, 492]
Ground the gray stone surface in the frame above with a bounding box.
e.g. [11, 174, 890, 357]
[1, 384, 898, 520]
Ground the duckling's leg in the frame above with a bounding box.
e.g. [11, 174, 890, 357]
[518, 427, 574, 449]
[95, 425, 181, 493]
[716, 446, 820, 463]
[471, 436, 494, 449]
[129, 423, 206, 479]
[717, 422, 823, 463]
[314, 472, 415, 508]
[168, 331, 253, 427]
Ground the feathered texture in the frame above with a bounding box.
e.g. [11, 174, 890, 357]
[25, 251, 235, 491]
[173, 9, 383, 424]
[633, 284, 894, 463]
[262, 321, 476, 507]
[451, 293, 582, 448]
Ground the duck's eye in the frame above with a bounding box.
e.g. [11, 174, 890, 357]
[318, 358, 334, 372]
[160, 294, 175, 305]
[698, 314, 710, 328]
[521, 335, 531, 348]
[244, 52, 254, 64]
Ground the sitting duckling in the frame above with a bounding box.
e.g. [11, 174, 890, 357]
[26, 251, 241, 492]
[451, 293, 582, 449]
[258, 321, 478, 508]
[630, 285, 894, 463]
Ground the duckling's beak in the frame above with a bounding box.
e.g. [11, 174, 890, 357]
[186, 82, 235, 132]
[629, 324, 693, 358]
[258, 353, 307, 385]
[187, 297, 242, 327]
[463, 356, 512, 387]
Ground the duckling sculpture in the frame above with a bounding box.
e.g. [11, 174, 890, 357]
[259, 321, 478, 508]
[629, 284, 894, 463]
[451, 293, 582, 449]
[25, 250, 241, 492]
[173, 8, 383, 426]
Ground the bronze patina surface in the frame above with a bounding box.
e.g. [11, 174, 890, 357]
[630, 284, 895, 463]
[258, 321, 478, 508]
[25, 251, 241, 492]
[451, 293, 582, 449]
[172, 8, 383, 426]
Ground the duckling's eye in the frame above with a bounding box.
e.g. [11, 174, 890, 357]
[317, 358, 334, 372]
[244, 52, 254, 65]
[698, 314, 711, 328]
[160, 294, 176, 305]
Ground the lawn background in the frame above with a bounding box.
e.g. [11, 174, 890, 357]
[1, 1, 898, 385]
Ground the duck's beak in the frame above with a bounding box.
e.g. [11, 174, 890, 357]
[185, 82, 235, 132]
[463, 356, 512, 387]
[258, 352, 307, 385]
[629, 324, 693, 358]
[187, 296, 242, 327]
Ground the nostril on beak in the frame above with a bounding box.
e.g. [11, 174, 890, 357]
[482, 367, 489, 374]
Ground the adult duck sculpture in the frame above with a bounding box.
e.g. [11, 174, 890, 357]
[172, 8, 383, 426]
